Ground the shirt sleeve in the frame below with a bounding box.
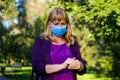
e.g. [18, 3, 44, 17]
[72, 40, 87, 75]
[32, 37, 47, 75]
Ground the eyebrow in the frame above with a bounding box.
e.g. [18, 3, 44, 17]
[54, 20, 65, 23]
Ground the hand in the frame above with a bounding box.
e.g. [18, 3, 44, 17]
[62, 57, 75, 69]
[68, 59, 81, 70]
[62, 57, 83, 70]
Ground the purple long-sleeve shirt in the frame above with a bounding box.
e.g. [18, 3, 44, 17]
[32, 37, 86, 80]
[50, 43, 74, 80]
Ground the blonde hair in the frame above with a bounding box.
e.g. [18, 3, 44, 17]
[42, 8, 74, 45]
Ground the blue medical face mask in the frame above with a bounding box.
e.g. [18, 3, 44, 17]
[51, 25, 67, 36]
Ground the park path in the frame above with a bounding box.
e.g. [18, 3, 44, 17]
[0, 76, 9, 80]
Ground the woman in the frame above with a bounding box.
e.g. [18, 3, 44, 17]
[32, 8, 86, 80]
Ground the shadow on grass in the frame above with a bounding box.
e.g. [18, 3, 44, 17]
[2, 67, 32, 80]
[2, 66, 119, 80]
[86, 67, 119, 80]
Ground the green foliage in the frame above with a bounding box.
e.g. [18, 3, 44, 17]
[0, 0, 46, 64]
[0, 0, 120, 79]
[78, 0, 120, 78]
[0, 0, 17, 19]
[32, 16, 46, 37]
[81, 0, 120, 38]
[49, 0, 120, 78]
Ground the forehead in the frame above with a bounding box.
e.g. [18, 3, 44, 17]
[50, 10, 67, 23]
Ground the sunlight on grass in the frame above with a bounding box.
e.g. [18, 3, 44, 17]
[21, 66, 32, 70]
[0, 66, 32, 80]
[77, 73, 112, 80]
[0, 66, 114, 80]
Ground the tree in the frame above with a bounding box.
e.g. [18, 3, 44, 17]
[77, 0, 120, 78]
[0, 0, 47, 64]
[0, 0, 16, 63]
[49, 0, 120, 78]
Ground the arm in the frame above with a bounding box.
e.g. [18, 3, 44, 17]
[67, 59, 84, 71]
[45, 58, 77, 74]
[75, 40, 86, 75]
[45, 64, 65, 74]
[32, 37, 46, 75]
[32, 37, 69, 75]
[70, 40, 87, 75]
[45, 57, 73, 74]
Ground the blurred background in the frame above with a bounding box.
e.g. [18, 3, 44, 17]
[0, 0, 120, 80]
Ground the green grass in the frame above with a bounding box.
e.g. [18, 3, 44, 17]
[77, 73, 112, 80]
[0, 66, 117, 80]
[0, 66, 32, 80]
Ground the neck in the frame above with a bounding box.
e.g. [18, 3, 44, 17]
[52, 35, 66, 44]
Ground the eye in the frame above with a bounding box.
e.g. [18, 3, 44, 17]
[54, 23, 59, 25]
[61, 23, 65, 25]
[53, 22, 59, 25]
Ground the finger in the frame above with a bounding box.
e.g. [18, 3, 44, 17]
[71, 57, 76, 63]
[72, 57, 76, 60]
[67, 58, 75, 64]
[68, 60, 77, 69]
[68, 65, 71, 69]
[69, 57, 76, 64]
[72, 60, 81, 69]
[65, 57, 76, 66]
[71, 60, 77, 66]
